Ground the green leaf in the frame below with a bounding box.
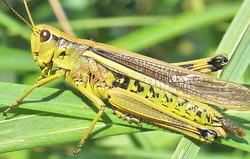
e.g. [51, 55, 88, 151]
[109, 2, 240, 52]
[0, 47, 36, 71]
[0, 10, 30, 40]
[171, 137, 202, 159]
[49, 16, 168, 30]
[0, 82, 156, 153]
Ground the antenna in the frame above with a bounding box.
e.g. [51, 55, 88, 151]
[2, 0, 34, 30]
[23, 0, 35, 28]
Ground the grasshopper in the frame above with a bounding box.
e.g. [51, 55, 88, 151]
[3, 0, 250, 154]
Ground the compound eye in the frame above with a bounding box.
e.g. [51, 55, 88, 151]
[40, 29, 51, 42]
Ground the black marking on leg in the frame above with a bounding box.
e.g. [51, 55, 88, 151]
[113, 77, 130, 89]
[134, 80, 139, 87]
[113, 78, 120, 87]
[169, 98, 173, 102]
[212, 119, 220, 124]
[174, 107, 180, 111]
[34, 52, 39, 56]
[185, 110, 191, 116]
[162, 103, 169, 107]
[149, 86, 157, 97]
[155, 93, 159, 98]
[199, 128, 217, 139]
[189, 105, 198, 111]
[138, 86, 144, 92]
[177, 101, 182, 106]
[3, 112, 8, 116]
[59, 51, 66, 57]
[134, 80, 144, 92]
[120, 77, 130, 89]
[164, 94, 170, 102]
[206, 115, 211, 123]
[196, 111, 202, 118]
[208, 55, 228, 71]
[207, 129, 217, 138]
[179, 64, 194, 69]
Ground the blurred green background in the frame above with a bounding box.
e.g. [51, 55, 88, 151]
[0, 0, 249, 158]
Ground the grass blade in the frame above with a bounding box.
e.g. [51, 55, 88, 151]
[0, 47, 35, 71]
[0, 10, 29, 40]
[49, 16, 168, 29]
[171, 137, 202, 159]
[109, 2, 240, 52]
[0, 82, 157, 153]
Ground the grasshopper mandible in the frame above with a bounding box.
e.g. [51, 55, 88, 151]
[3, 0, 250, 154]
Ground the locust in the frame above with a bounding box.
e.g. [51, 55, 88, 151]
[3, 0, 250, 154]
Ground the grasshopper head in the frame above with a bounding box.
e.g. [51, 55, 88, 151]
[3, 0, 63, 76]
[31, 24, 61, 74]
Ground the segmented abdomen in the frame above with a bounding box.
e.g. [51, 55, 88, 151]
[113, 76, 223, 127]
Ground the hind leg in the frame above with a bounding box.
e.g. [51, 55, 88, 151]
[113, 109, 142, 127]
